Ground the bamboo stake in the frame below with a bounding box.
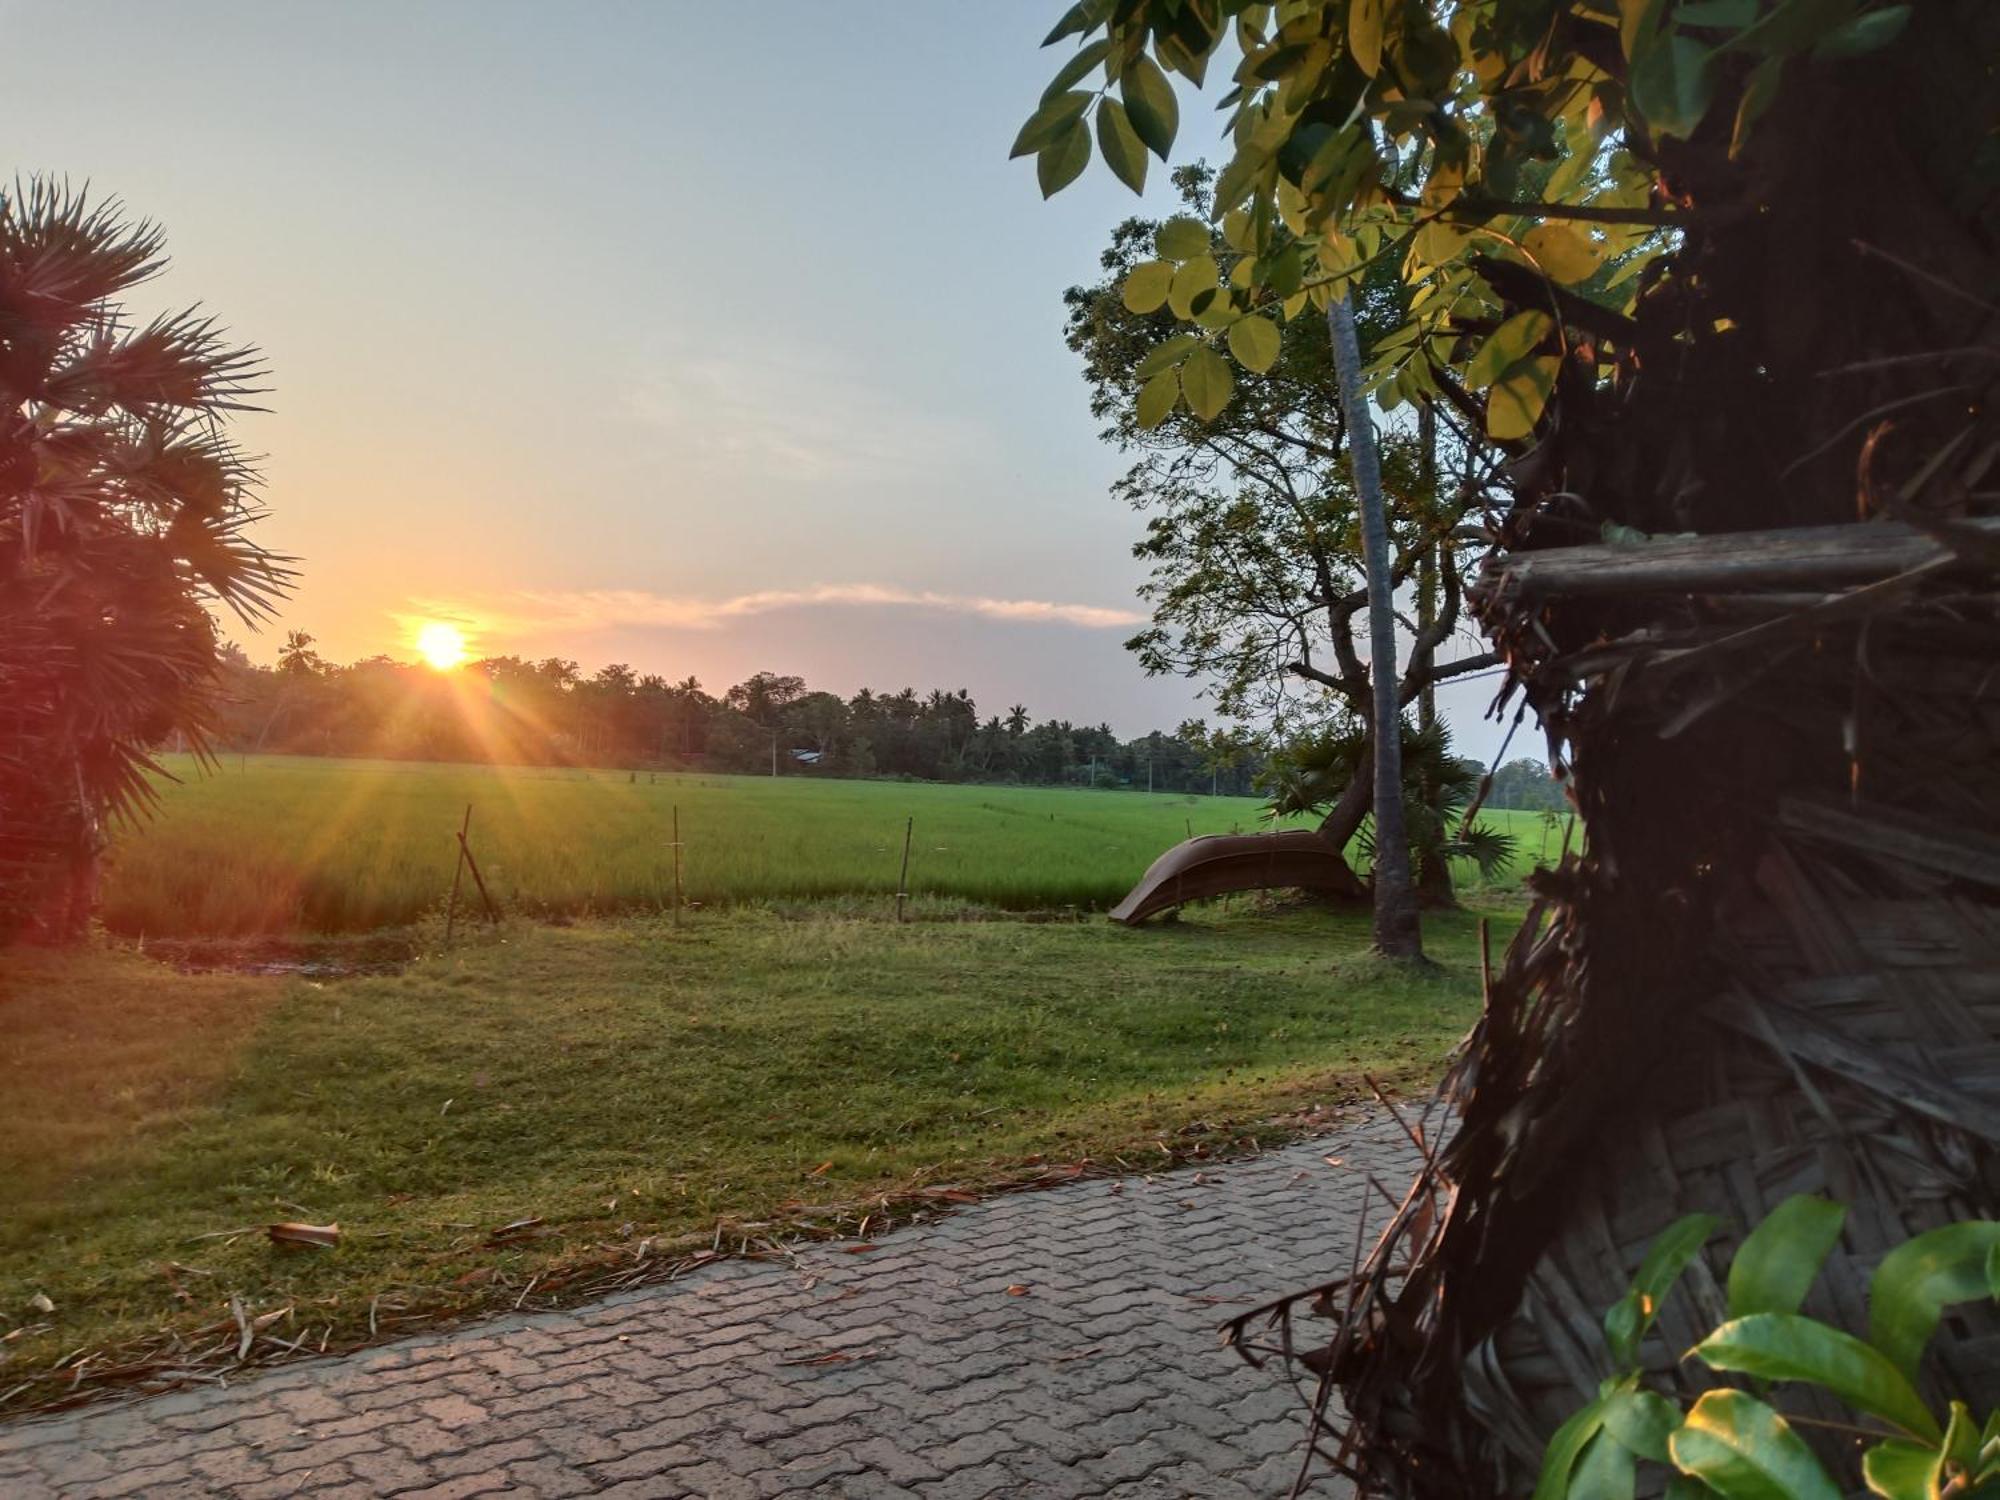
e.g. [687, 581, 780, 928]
[895, 817, 913, 923]
[456, 821, 500, 925]
[444, 804, 471, 944]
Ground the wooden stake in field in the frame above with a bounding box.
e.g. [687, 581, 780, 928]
[894, 816, 913, 923]
[445, 804, 500, 943]
[444, 803, 472, 943]
[670, 804, 684, 928]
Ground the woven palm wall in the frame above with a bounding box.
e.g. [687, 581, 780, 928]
[1222, 2, 2000, 1490]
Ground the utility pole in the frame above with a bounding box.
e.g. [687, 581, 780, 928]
[1327, 294, 1421, 960]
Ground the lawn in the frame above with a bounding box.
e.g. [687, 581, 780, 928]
[0, 900, 1510, 1410]
[103, 754, 1561, 936]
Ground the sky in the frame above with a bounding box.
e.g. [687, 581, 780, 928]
[3, 1, 1512, 758]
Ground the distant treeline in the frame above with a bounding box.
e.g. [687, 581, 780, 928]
[207, 641, 1266, 793]
[206, 638, 1569, 807]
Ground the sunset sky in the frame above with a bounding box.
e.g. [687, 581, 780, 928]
[4, 1, 1509, 755]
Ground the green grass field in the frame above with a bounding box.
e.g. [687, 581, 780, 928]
[105, 754, 1560, 937]
[0, 902, 1507, 1407]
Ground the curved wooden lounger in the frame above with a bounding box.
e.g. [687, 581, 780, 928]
[1107, 830, 1365, 925]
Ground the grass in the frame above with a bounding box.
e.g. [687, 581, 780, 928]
[104, 754, 1560, 937]
[0, 899, 1515, 1407]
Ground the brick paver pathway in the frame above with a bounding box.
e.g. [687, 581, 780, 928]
[0, 1111, 1417, 1499]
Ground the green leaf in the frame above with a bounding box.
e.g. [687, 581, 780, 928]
[1010, 89, 1094, 159]
[1225, 315, 1281, 374]
[1619, 0, 1672, 60]
[1637, 1213, 1723, 1309]
[1665, 1478, 1716, 1500]
[1603, 1387, 1682, 1463]
[1534, 1392, 1613, 1500]
[1190, 286, 1236, 327]
[1940, 1402, 1983, 1487]
[1629, 31, 1719, 139]
[1571, 1430, 1638, 1500]
[1466, 310, 1554, 390]
[1349, 0, 1385, 76]
[1096, 98, 1148, 194]
[1668, 1391, 1841, 1500]
[1813, 4, 1911, 58]
[1156, 216, 1211, 261]
[1180, 346, 1233, 421]
[1167, 255, 1219, 319]
[1136, 369, 1179, 429]
[1729, 54, 1785, 159]
[1989, 1238, 2000, 1300]
[1675, 0, 1758, 24]
[1605, 1290, 1648, 1368]
[1870, 1222, 2000, 1383]
[1723, 0, 1855, 57]
[1522, 224, 1606, 285]
[1728, 1196, 1847, 1320]
[1122, 260, 1174, 315]
[1135, 333, 1198, 378]
[1693, 1313, 1940, 1442]
[1487, 355, 1559, 442]
[1037, 118, 1091, 198]
[1861, 1440, 1937, 1500]
[1042, 38, 1111, 101]
[1120, 54, 1179, 160]
[1040, 0, 1101, 48]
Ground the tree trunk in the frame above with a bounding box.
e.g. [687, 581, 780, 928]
[1413, 398, 1455, 908]
[1314, 750, 1375, 854]
[1327, 296, 1422, 958]
[1416, 400, 1440, 736]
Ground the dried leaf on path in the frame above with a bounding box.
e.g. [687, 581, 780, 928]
[777, 1346, 884, 1367]
[485, 1217, 548, 1247]
[267, 1223, 340, 1251]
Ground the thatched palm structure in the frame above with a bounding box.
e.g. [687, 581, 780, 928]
[1228, 1, 2000, 1492]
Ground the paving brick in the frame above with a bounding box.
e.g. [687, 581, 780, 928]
[0, 1118, 1415, 1500]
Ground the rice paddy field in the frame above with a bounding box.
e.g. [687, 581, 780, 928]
[7, 753, 1546, 1406]
[104, 754, 1561, 937]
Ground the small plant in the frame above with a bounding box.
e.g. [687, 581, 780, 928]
[1539, 1200, 2000, 1499]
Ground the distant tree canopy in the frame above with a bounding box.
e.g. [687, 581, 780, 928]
[0, 183, 289, 941]
[1485, 755, 1566, 813]
[207, 643, 1270, 796]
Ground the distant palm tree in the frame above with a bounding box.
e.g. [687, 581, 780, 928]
[0, 180, 289, 941]
[277, 630, 322, 677]
[1005, 704, 1030, 736]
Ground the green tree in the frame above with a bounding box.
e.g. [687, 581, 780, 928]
[0, 182, 289, 940]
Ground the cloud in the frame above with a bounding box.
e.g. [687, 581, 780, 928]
[404, 583, 1145, 640]
[624, 345, 992, 486]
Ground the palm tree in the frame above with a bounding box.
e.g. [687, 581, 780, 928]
[0, 180, 290, 941]
[1005, 703, 1030, 737]
[1263, 719, 1517, 898]
[277, 630, 322, 677]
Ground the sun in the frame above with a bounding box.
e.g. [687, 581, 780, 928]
[414, 621, 469, 671]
